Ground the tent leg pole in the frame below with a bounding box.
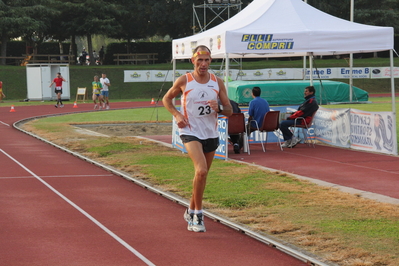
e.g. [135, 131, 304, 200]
[225, 53, 230, 97]
[390, 49, 397, 155]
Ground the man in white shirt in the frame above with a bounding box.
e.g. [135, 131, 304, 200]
[100, 73, 111, 109]
[163, 45, 232, 232]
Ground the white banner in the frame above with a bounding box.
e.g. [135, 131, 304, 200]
[370, 67, 399, 79]
[314, 107, 396, 155]
[314, 107, 351, 148]
[124, 67, 396, 82]
[350, 109, 396, 154]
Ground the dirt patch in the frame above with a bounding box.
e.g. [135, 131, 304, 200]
[74, 123, 173, 137]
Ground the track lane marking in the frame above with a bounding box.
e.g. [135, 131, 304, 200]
[0, 148, 156, 266]
[0, 121, 10, 127]
[0, 174, 115, 179]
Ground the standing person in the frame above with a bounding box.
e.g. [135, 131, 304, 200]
[49, 72, 66, 108]
[247, 86, 270, 133]
[100, 73, 111, 109]
[99, 46, 104, 65]
[81, 48, 88, 65]
[279, 86, 319, 148]
[0, 81, 5, 103]
[92, 75, 103, 109]
[162, 45, 232, 233]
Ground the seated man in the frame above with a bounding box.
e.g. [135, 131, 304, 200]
[280, 86, 319, 148]
[247, 86, 270, 134]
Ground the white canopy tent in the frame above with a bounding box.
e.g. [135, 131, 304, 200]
[171, 0, 397, 154]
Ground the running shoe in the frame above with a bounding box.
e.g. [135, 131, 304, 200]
[288, 137, 301, 148]
[184, 209, 194, 231]
[54, 104, 58, 108]
[281, 139, 292, 148]
[106, 105, 110, 110]
[192, 213, 206, 232]
[60, 104, 64, 108]
[94, 104, 98, 110]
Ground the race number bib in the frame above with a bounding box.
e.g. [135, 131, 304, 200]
[191, 101, 214, 117]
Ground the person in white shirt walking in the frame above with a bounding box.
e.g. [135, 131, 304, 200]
[100, 73, 111, 109]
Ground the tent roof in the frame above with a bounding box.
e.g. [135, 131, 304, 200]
[172, 0, 394, 59]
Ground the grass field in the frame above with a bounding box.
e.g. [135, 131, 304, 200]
[22, 103, 399, 266]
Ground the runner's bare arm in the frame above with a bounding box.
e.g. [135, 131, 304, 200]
[162, 76, 189, 128]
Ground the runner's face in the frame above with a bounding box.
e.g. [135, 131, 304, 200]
[304, 88, 312, 97]
[191, 50, 211, 75]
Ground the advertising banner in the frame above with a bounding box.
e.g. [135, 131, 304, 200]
[125, 67, 396, 82]
[313, 107, 351, 148]
[313, 107, 396, 155]
[350, 109, 396, 154]
[370, 67, 399, 79]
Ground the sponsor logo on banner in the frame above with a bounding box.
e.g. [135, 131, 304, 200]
[217, 35, 222, 50]
[182, 43, 186, 55]
[130, 72, 141, 78]
[254, 71, 263, 77]
[338, 68, 370, 78]
[241, 34, 294, 51]
[370, 67, 399, 78]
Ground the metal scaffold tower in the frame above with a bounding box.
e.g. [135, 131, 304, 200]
[192, 0, 242, 34]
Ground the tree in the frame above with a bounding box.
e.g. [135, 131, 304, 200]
[52, 0, 120, 65]
[0, 0, 56, 65]
[106, 0, 153, 52]
[307, 0, 399, 33]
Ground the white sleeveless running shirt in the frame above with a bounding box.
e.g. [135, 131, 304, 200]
[179, 73, 220, 140]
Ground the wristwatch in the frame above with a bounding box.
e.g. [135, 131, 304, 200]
[218, 105, 223, 113]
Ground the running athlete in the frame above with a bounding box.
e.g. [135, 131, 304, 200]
[92, 75, 103, 109]
[100, 73, 111, 109]
[49, 72, 66, 108]
[162, 45, 232, 232]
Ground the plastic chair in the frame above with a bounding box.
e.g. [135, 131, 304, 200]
[258, 111, 283, 152]
[290, 111, 318, 148]
[228, 113, 250, 154]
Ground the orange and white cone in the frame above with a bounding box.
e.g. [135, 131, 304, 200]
[151, 98, 155, 104]
[73, 101, 78, 108]
[10, 105, 16, 112]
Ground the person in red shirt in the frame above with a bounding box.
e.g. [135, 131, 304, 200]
[49, 72, 67, 108]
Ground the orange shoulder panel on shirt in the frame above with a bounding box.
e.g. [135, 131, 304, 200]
[186, 73, 194, 83]
[210, 74, 217, 82]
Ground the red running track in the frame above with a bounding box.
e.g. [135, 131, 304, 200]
[0, 102, 310, 266]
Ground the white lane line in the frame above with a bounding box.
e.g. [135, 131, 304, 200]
[0, 121, 10, 127]
[0, 149, 156, 266]
[0, 174, 115, 180]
